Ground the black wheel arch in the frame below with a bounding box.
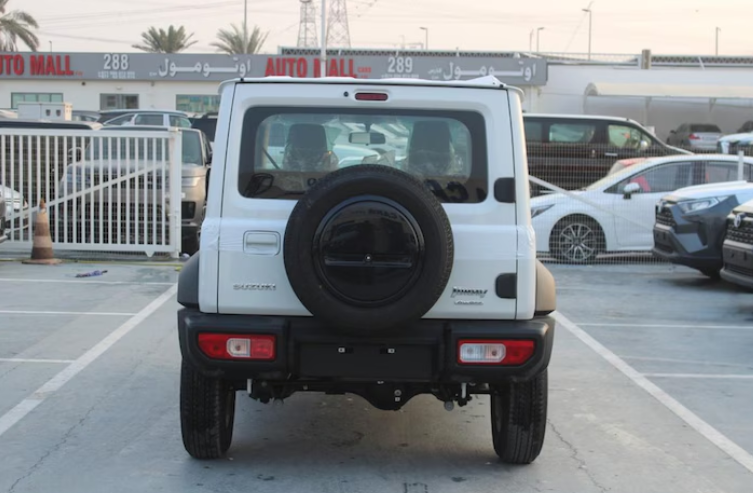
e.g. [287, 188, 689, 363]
[178, 252, 200, 309]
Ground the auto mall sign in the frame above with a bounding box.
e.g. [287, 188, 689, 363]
[0, 52, 548, 85]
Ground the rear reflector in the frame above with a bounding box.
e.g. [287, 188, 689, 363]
[355, 92, 389, 101]
[198, 333, 276, 361]
[457, 339, 535, 365]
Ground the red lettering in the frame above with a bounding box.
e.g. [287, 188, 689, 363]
[264, 57, 275, 76]
[0, 54, 9, 75]
[13, 55, 24, 76]
[284, 58, 294, 76]
[45, 55, 55, 75]
[328, 58, 339, 76]
[313, 59, 321, 78]
[276, 57, 285, 75]
[54, 55, 61, 75]
[348, 59, 356, 78]
[64, 55, 73, 75]
[296, 58, 307, 78]
[30, 54, 45, 75]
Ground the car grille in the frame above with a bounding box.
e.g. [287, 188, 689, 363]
[91, 173, 164, 190]
[726, 216, 753, 245]
[655, 206, 676, 228]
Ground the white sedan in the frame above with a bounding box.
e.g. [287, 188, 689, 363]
[530, 154, 753, 263]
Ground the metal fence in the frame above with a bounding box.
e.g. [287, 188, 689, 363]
[0, 128, 183, 259]
[527, 139, 752, 267]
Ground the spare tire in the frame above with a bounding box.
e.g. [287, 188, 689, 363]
[284, 164, 454, 334]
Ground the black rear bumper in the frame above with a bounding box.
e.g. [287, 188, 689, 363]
[178, 308, 555, 384]
[651, 209, 728, 272]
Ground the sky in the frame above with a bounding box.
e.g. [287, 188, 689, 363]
[13, 0, 753, 56]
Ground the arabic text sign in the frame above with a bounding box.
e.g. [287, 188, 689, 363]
[0, 52, 547, 85]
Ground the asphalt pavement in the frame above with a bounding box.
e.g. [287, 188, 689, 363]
[0, 260, 751, 493]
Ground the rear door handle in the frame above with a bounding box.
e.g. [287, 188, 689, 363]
[244, 231, 280, 256]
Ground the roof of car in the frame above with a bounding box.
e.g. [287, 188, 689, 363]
[101, 124, 198, 133]
[523, 113, 635, 123]
[221, 75, 512, 93]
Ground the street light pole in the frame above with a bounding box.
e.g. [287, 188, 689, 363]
[582, 6, 592, 60]
[320, 0, 327, 77]
[420, 27, 428, 50]
[244, 0, 248, 51]
[715, 27, 721, 56]
[536, 27, 544, 52]
[529, 29, 534, 52]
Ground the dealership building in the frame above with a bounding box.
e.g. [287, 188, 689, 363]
[3, 47, 753, 139]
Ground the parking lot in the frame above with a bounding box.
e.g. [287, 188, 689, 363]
[0, 260, 751, 493]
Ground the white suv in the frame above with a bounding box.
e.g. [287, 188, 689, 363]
[176, 75, 557, 464]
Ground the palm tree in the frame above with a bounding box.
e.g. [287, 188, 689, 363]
[132, 25, 197, 53]
[0, 0, 39, 51]
[211, 24, 268, 55]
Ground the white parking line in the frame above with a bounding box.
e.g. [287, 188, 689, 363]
[644, 373, 753, 380]
[0, 358, 75, 364]
[0, 310, 137, 316]
[0, 284, 177, 439]
[555, 311, 753, 475]
[0, 278, 175, 286]
[575, 322, 753, 330]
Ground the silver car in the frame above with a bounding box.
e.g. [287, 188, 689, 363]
[667, 123, 722, 152]
[0, 186, 6, 243]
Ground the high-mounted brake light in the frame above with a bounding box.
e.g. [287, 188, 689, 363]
[355, 92, 389, 101]
[457, 339, 535, 365]
[198, 333, 276, 361]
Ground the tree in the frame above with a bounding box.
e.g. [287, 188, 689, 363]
[132, 25, 197, 53]
[0, 0, 39, 52]
[211, 24, 268, 55]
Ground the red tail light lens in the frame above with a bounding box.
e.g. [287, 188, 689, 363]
[689, 134, 700, 140]
[457, 339, 535, 365]
[198, 333, 276, 361]
[355, 92, 389, 101]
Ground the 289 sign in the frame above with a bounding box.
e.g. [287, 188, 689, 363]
[387, 56, 413, 74]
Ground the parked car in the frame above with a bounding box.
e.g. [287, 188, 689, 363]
[0, 119, 102, 130]
[736, 120, 753, 134]
[720, 198, 753, 289]
[177, 75, 556, 464]
[666, 123, 722, 152]
[189, 113, 218, 143]
[717, 132, 753, 156]
[652, 181, 753, 277]
[72, 110, 101, 122]
[98, 110, 191, 129]
[56, 126, 211, 254]
[523, 113, 691, 195]
[530, 154, 753, 263]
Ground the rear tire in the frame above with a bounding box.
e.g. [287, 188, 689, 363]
[180, 360, 236, 459]
[490, 370, 548, 464]
[700, 268, 721, 280]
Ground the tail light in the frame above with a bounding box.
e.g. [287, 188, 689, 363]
[689, 134, 700, 140]
[355, 92, 389, 101]
[457, 339, 535, 365]
[198, 333, 276, 361]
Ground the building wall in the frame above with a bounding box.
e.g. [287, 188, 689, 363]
[532, 65, 753, 140]
[0, 80, 221, 112]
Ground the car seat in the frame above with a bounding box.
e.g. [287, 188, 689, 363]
[283, 123, 329, 172]
[407, 120, 453, 176]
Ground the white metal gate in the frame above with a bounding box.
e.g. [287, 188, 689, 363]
[0, 128, 183, 258]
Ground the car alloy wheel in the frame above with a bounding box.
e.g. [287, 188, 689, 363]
[556, 221, 599, 263]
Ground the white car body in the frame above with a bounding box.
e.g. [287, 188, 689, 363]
[531, 154, 753, 259]
[200, 75, 536, 320]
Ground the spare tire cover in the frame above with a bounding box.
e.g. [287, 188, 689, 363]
[284, 164, 454, 333]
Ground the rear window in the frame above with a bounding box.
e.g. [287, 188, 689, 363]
[690, 124, 721, 133]
[238, 107, 488, 203]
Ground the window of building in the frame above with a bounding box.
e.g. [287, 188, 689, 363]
[11, 93, 63, 109]
[100, 94, 139, 110]
[176, 95, 221, 114]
